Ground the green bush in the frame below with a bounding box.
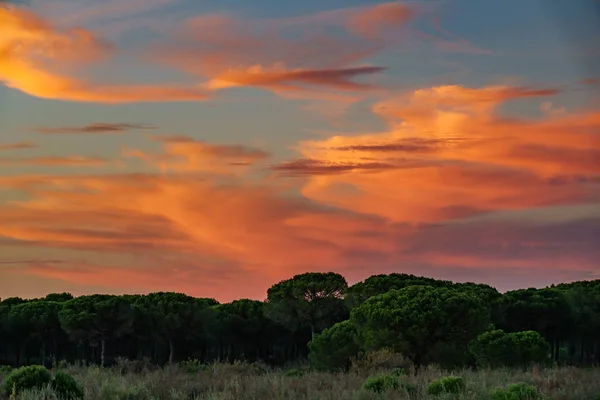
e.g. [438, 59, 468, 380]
[2, 365, 51, 396]
[283, 368, 305, 377]
[427, 375, 466, 396]
[362, 374, 399, 393]
[308, 320, 360, 371]
[180, 359, 209, 374]
[51, 371, 84, 400]
[390, 367, 406, 376]
[469, 329, 550, 368]
[0, 365, 12, 375]
[490, 382, 539, 400]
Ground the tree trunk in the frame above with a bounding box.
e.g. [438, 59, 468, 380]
[100, 339, 106, 367]
[168, 339, 174, 365]
[41, 342, 46, 366]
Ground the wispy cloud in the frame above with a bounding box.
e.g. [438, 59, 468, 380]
[0, 156, 108, 167]
[33, 123, 155, 134]
[0, 6, 211, 103]
[0, 141, 38, 151]
[125, 135, 270, 173]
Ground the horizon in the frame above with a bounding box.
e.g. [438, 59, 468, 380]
[2, 270, 589, 303]
[1, 0, 599, 303]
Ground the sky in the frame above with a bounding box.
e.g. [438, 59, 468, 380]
[0, 0, 599, 302]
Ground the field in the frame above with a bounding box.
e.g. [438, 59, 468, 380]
[1, 358, 599, 400]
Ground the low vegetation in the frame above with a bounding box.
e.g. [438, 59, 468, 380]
[0, 359, 598, 399]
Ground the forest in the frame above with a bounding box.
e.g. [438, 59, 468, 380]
[1, 271, 598, 372]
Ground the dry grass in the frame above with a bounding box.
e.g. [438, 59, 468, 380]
[1, 358, 599, 400]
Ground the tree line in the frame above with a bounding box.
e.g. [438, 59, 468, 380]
[0, 272, 598, 370]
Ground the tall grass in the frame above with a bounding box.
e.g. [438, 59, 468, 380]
[1, 357, 598, 399]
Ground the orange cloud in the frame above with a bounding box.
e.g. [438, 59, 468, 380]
[33, 123, 155, 134]
[0, 141, 38, 151]
[345, 2, 414, 39]
[204, 66, 386, 92]
[1, 81, 598, 300]
[276, 84, 599, 223]
[0, 5, 210, 102]
[0, 156, 107, 167]
[124, 135, 270, 174]
[153, 4, 417, 96]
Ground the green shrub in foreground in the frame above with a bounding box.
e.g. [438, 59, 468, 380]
[363, 374, 399, 393]
[51, 371, 84, 400]
[427, 375, 466, 396]
[0, 365, 12, 374]
[2, 365, 51, 396]
[490, 382, 539, 400]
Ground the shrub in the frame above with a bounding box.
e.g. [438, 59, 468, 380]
[180, 359, 209, 374]
[390, 367, 406, 376]
[490, 382, 539, 400]
[283, 368, 305, 377]
[469, 329, 549, 368]
[2, 365, 51, 396]
[51, 371, 84, 400]
[308, 320, 361, 371]
[0, 365, 12, 375]
[427, 376, 466, 396]
[362, 374, 399, 393]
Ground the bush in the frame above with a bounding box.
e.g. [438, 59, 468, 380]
[51, 371, 84, 400]
[308, 320, 361, 371]
[490, 382, 539, 400]
[0, 365, 12, 375]
[180, 359, 209, 374]
[427, 376, 466, 396]
[362, 374, 399, 393]
[283, 368, 305, 377]
[390, 367, 406, 376]
[469, 329, 550, 368]
[2, 365, 51, 396]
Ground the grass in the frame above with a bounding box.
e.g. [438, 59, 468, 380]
[0, 358, 599, 399]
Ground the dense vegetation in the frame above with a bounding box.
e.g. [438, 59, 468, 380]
[1, 272, 599, 372]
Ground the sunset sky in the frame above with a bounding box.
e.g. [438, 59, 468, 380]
[1, 0, 599, 302]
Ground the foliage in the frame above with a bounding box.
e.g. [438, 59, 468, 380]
[180, 359, 209, 374]
[2, 365, 51, 396]
[345, 273, 453, 309]
[0, 365, 13, 374]
[427, 376, 466, 395]
[51, 371, 84, 400]
[266, 272, 349, 337]
[489, 382, 539, 400]
[362, 373, 399, 393]
[0, 361, 598, 400]
[469, 329, 550, 368]
[283, 368, 305, 377]
[351, 285, 490, 368]
[308, 320, 360, 371]
[59, 295, 134, 366]
[1, 274, 600, 371]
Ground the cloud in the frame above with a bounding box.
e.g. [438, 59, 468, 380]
[0, 6, 211, 102]
[282, 84, 599, 223]
[345, 2, 415, 39]
[125, 135, 270, 173]
[0, 156, 108, 167]
[204, 66, 386, 92]
[269, 158, 417, 177]
[0, 141, 38, 151]
[1, 167, 598, 300]
[1, 82, 598, 300]
[151, 3, 420, 97]
[33, 123, 155, 134]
